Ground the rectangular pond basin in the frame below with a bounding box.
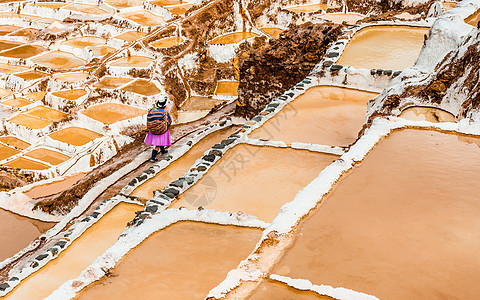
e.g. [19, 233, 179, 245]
[317, 12, 365, 25]
[52, 89, 87, 101]
[3, 203, 141, 299]
[260, 27, 284, 39]
[336, 25, 429, 70]
[465, 9, 480, 26]
[78, 221, 262, 300]
[131, 126, 238, 200]
[171, 145, 338, 222]
[215, 80, 239, 97]
[0, 45, 45, 59]
[0, 63, 28, 74]
[208, 33, 259, 45]
[8, 114, 52, 129]
[94, 77, 133, 89]
[273, 129, 480, 299]
[249, 86, 379, 146]
[150, 36, 184, 48]
[48, 127, 103, 146]
[284, 4, 338, 13]
[249, 279, 334, 300]
[1, 98, 34, 108]
[24, 91, 47, 102]
[0, 209, 55, 262]
[7, 28, 41, 37]
[104, 0, 144, 9]
[0, 40, 23, 51]
[24, 148, 70, 166]
[0, 144, 20, 161]
[3, 156, 50, 170]
[81, 103, 146, 124]
[24, 172, 87, 199]
[14, 70, 49, 81]
[118, 10, 165, 27]
[120, 79, 160, 96]
[0, 25, 22, 36]
[166, 4, 194, 15]
[0, 136, 30, 150]
[113, 31, 147, 42]
[31, 51, 86, 69]
[61, 36, 106, 49]
[63, 3, 110, 15]
[24, 106, 67, 122]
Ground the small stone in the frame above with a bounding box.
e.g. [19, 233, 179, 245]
[323, 60, 334, 67]
[393, 70, 402, 77]
[81, 217, 91, 222]
[127, 180, 136, 186]
[330, 64, 343, 71]
[185, 176, 194, 185]
[91, 212, 100, 218]
[135, 220, 144, 226]
[376, 69, 384, 75]
[9, 277, 18, 282]
[370, 69, 376, 76]
[164, 192, 176, 198]
[209, 149, 223, 157]
[186, 141, 193, 146]
[384, 70, 393, 76]
[49, 247, 58, 255]
[0, 283, 10, 291]
[285, 92, 294, 97]
[219, 120, 227, 126]
[170, 179, 185, 188]
[145, 168, 155, 174]
[31, 261, 39, 268]
[252, 116, 262, 122]
[221, 138, 235, 146]
[146, 205, 158, 213]
[36, 254, 49, 261]
[64, 232, 72, 237]
[212, 143, 226, 149]
[229, 134, 240, 139]
[267, 103, 279, 108]
[197, 165, 207, 172]
[163, 188, 179, 196]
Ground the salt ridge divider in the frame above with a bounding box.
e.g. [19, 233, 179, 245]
[0, 118, 233, 296]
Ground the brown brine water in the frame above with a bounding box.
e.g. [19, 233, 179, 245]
[78, 221, 262, 300]
[248, 279, 335, 300]
[132, 126, 238, 200]
[336, 26, 429, 70]
[274, 129, 480, 299]
[171, 145, 338, 222]
[249, 86, 379, 146]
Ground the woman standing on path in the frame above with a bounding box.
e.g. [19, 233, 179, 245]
[145, 96, 172, 162]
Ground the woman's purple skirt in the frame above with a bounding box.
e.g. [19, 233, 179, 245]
[145, 129, 171, 146]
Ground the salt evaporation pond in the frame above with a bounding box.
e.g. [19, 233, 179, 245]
[249, 86, 378, 146]
[274, 129, 480, 299]
[3, 156, 50, 170]
[120, 79, 160, 96]
[52, 72, 89, 83]
[104, 0, 144, 9]
[172, 145, 338, 222]
[63, 3, 110, 15]
[24, 106, 67, 121]
[399, 106, 456, 123]
[0, 45, 45, 59]
[0, 144, 19, 161]
[52, 89, 87, 101]
[317, 12, 364, 25]
[24, 173, 87, 199]
[48, 127, 103, 146]
[0, 136, 30, 149]
[78, 222, 262, 299]
[114, 31, 147, 42]
[215, 80, 239, 97]
[260, 27, 284, 39]
[24, 148, 70, 166]
[249, 279, 334, 300]
[109, 56, 153, 68]
[15, 70, 49, 81]
[336, 25, 429, 70]
[132, 126, 238, 200]
[150, 36, 184, 48]
[465, 9, 480, 26]
[4, 203, 141, 299]
[8, 114, 51, 129]
[81, 103, 146, 124]
[166, 4, 194, 15]
[94, 77, 133, 89]
[0, 40, 23, 51]
[0, 209, 55, 262]
[1, 98, 33, 108]
[118, 10, 165, 27]
[208, 32, 259, 45]
[61, 36, 106, 48]
[32, 51, 86, 69]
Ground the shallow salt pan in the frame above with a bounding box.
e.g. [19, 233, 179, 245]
[81, 103, 146, 124]
[336, 25, 429, 70]
[32, 51, 86, 69]
[249, 86, 379, 146]
[131, 126, 238, 200]
[3, 156, 50, 170]
[109, 56, 153, 68]
[24, 172, 87, 199]
[48, 127, 103, 146]
[274, 129, 480, 299]
[399, 106, 456, 123]
[172, 145, 338, 222]
[284, 4, 338, 13]
[118, 10, 165, 27]
[215, 80, 239, 97]
[208, 32, 259, 45]
[94, 77, 133, 89]
[113, 31, 147, 42]
[8, 114, 51, 129]
[0, 144, 20, 161]
[24, 148, 70, 166]
[0, 136, 30, 150]
[78, 221, 262, 300]
[249, 279, 334, 300]
[465, 8, 480, 26]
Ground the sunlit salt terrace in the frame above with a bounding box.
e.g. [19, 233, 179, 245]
[0, 0, 478, 298]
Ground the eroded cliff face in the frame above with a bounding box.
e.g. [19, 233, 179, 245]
[235, 22, 342, 118]
[371, 29, 480, 120]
